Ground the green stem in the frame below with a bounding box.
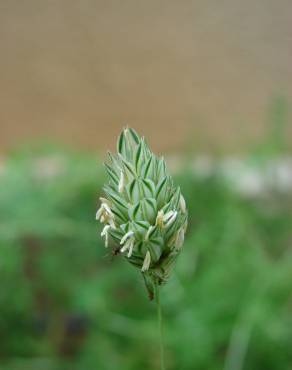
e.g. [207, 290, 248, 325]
[154, 282, 165, 370]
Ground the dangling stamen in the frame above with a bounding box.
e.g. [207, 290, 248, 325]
[141, 251, 151, 272]
[120, 230, 135, 258]
[101, 225, 111, 247]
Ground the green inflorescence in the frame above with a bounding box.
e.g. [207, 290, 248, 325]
[96, 128, 187, 298]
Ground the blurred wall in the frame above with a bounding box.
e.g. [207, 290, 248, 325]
[0, 0, 291, 153]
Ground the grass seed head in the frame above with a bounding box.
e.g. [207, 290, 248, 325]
[97, 128, 188, 297]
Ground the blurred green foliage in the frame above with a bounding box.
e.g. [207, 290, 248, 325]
[0, 143, 291, 370]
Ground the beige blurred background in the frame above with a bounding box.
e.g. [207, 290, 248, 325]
[0, 0, 291, 153]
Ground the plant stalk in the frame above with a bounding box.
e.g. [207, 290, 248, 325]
[154, 282, 165, 370]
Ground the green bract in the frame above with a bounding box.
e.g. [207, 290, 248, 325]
[96, 128, 187, 298]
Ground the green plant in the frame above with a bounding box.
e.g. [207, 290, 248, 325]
[96, 128, 188, 369]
